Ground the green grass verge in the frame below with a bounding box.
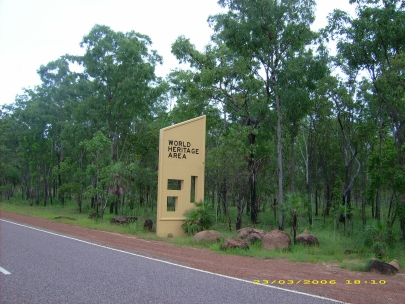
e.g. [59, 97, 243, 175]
[1, 197, 404, 273]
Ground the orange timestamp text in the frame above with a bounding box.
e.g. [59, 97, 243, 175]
[253, 279, 386, 285]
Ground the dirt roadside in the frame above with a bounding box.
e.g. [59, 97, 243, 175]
[1, 211, 404, 304]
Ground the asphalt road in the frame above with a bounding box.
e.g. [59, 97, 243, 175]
[0, 219, 343, 304]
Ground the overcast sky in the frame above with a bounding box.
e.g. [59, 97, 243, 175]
[0, 0, 355, 106]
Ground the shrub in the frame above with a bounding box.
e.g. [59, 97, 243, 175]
[181, 201, 214, 235]
[363, 220, 394, 259]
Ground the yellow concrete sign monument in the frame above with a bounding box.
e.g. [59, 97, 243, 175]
[156, 115, 206, 237]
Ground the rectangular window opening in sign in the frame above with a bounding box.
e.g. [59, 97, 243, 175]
[167, 196, 177, 212]
[190, 176, 197, 203]
[168, 179, 182, 190]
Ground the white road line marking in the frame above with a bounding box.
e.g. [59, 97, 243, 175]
[0, 266, 11, 275]
[0, 219, 344, 303]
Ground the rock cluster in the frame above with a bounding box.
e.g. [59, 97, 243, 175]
[262, 230, 291, 250]
[188, 227, 323, 253]
[193, 230, 222, 243]
[237, 227, 266, 243]
[367, 259, 400, 275]
[143, 219, 153, 231]
[220, 238, 249, 250]
[295, 230, 319, 246]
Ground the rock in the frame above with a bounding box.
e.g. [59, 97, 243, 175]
[237, 227, 266, 239]
[193, 230, 222, 243]
[367, 259, 398, 275]
[143, 219, 153, 231]
[389, 259, 400, 271]
[110, 216, 138, 224]
[247, 233, 262, 243]
[262, 230, 291, 250]
[296, 230, 319, 246]
[220, 238, 249, 250]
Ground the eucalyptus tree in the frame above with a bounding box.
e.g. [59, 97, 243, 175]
[74, 24, 167, 164]
[1, 96, 32, 199]
[5, 91, 54, 205]
[35, 57, 83, 201]
[80, 131, 110, 215]
[279, 48, 329, 194]
[326, 0, 405, 237]
[208, 0, 321, 229]
[326, 0, 405, 146]
[125, 112, 172, 211]
[0, 106, 22, 199]
[327, 0, 405, 164]
[206, 124, 251, 230]
[1, 57, 85, 205]
[171, 36, 270, 224]
[321, 76, 362, 216]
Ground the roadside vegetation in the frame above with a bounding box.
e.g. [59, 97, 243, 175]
[1, 0, 405, 273]
[1, 197, 404, 273]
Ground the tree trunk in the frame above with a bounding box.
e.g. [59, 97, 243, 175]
[325, 183, 331, 216]
[249, 133, 258, 224]
[306, 183, 312, 226]
[235, 195, 244, 230]
[292, 210, 297, 244]
[78, 195, 82, 213]
[401, 218, 405, 243]
[211, 182, 216, 215]
[375, 190, 381, 221]
[362, 197, 366, 226]
[115, 197, 119, 215]
[387, 192, 394, 224]
[290, 135, 296, 193]
[110, 200, 114, 214]
[53, 178, 57, 198]
[315, 189, 318, 216]
[57, 153, 64, 204]
[43, 180, 47, 207]
[276, 93, 284, 231]
[371, 195, 375, 219]
[43, 164, 48, 207]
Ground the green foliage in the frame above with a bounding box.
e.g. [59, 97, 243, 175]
[363, 220, 394, 259]
[367, 138, 405, 197]
[181, 201, 215, 235]
[282, 192, 304, 212]
[206, 125, 250, 180]
[281, 192, 305, 225]
[327, 1, 405, 234]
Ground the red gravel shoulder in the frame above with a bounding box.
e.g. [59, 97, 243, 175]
[1, 211, 404, 304]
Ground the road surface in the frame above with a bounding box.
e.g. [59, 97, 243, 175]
[0, 219, 341, 304]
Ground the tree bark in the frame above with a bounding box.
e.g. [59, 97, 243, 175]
[325, 183, 331, 216]
[315, 189, 319, 216]
[276, 92, 284, 231]
[249, 132, 258, 224]
[290, 135, 296, 193]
